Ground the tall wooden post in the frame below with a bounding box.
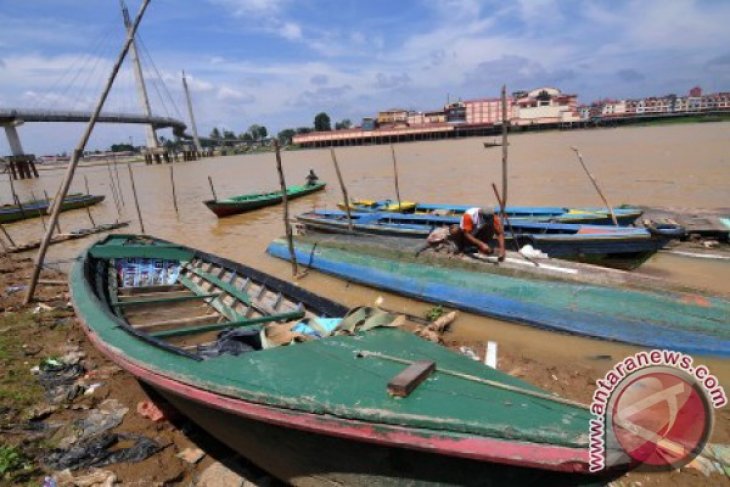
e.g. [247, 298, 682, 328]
[330, 148, 353, 232]
[390, 145, 402, 211]
[571, 147, 618, 226]
[127, 164, 145, 233]
[501, 85, 509, 208]
[169, 165, 178, 214]
[25, 0, 152, 304]
[273, 140, 298, 277]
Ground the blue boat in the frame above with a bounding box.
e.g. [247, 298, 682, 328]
[339, 200, 642, 225]
[296, 210, 680, 269]
[267, 235, 730, 357]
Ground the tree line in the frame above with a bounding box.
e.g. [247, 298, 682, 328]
[275, 112, 352, 145]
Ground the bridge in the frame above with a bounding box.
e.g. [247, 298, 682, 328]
[0, 108, 188, 157]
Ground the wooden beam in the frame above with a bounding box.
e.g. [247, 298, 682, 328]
[387, 360, 435, 398]
[113, 292, 220, 307]
[118, 284, 187, 296]
[133, 313, 220, 331]
[150, 309, 305, 339]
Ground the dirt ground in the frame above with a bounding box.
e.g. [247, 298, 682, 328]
[0, 253, 727, 486]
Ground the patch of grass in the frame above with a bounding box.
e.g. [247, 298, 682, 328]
[0, 445, 32, 480]
[425, 305, 445, 322]
[0, 312, 46, 414]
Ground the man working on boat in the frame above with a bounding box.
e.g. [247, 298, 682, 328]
[305, 169, 319, 186]
[449, 207, 506, 259]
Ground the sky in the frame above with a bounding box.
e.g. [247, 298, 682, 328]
[1, 0, 729, 155]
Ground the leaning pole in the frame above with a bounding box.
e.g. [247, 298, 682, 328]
[24, 0, 152, 304]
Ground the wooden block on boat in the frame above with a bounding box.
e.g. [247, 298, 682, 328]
[387, 360, 435, 398]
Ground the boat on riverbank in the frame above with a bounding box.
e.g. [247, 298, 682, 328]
[339, 199, 643, 225]
[297, 210, 681, 269]
[0, 193, 105, 224]
[70, 234, 620, 485]
[203, 182, 326, 217]
[267, 234, 730, 357]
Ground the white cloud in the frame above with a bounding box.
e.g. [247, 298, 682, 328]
[279, 22, 302, 40]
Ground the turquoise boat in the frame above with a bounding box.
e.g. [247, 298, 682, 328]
[70, 235, 625, 485]
[0, 193, 105, 224]
[340, 199, 643, 225]
[267, 234, 730, 357]
[204, 182, 326, 217]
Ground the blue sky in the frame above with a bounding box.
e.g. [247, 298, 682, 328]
[1, 0, 729, 154]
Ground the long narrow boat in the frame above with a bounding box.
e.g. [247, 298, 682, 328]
[339, 199, 643, 225]
[297, 210, 681, 269]
[204, 182, 326, 217]
[71, 235, 624, 485]
[268, 234, 730, 357]
[0, 193, 105, 224]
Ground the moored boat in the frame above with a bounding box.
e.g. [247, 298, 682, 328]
[297, 210, 681, 269]
[0, 193, 105, 224]
[70, 234, 624, 485]
[204, 182, 326, 217]
[267, 233, 730, 357]
[339, 199, 643, 225]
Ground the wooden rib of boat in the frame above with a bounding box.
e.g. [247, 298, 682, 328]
[203, 182, 326, 217]
[0, 193, 105, 224]
[70, 234, 624, 486]
[267, 234, 730, 357]
[296, 210, 680, 269]
[338, 200, 643, 225]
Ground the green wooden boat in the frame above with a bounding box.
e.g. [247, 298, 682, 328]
[204, 182, 326, 217]
[70, 235, 625, 485]
[0, 193, 105, 224]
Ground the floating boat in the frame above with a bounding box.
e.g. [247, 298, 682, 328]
[339, 199, 643, 225]
[70, 234, 622, 485]
[297, 210, 680, 269]
[204, 182, 326, 217]
[268, 234, 730, 357]
[0, 193, 105, 224]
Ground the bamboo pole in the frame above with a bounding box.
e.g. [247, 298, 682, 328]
[571, 147, 618, 226]
[169, 165, 178, 214]
[127, 164, 144, 233]
[0, 222, 15, 247]
[83, 175, 96, 227]
[500, 84, 509, 208]
[8, 175, 26, 218]
[113, 155, 125, 206]
[43, 190, 61, 234]
[207, 175, 217, 201]
[273, 140, 298, 277]
[390, 144, 402, 211]
[30, 191, 47, 231]
[105, 158, 122, 217]
[24, 0, 151, 304]
[330, 148, 353, 232]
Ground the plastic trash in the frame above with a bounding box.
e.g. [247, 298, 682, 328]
[519, 244, 548, 259]
[196, 328, 261, 358]
[44, 433, 161, 470]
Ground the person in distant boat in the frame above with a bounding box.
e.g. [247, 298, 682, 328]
[305, 169, 319, 186]
[449, 207, 505, 259]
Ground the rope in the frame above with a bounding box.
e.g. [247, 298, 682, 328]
[356, 350, 590, 410]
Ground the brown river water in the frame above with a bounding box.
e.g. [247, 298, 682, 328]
[3, 122, 730, 383]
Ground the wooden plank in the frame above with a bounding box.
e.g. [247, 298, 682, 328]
[134, 313, 221, 331]
[119, 284, 186, 296]
[150, 309, 305, 339]
[118, 290, 194, 301]
[184, 264, 252, 305]
[113, 292, 220, 307]
[387, 360, 435, 398]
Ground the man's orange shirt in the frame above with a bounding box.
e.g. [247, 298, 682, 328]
[461, 213, 502, 234]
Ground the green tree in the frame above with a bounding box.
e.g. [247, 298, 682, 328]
[210, 127, 222, 140]
[258, 126, 268, 140]
[334, 119, 352, 130]
[110, 143, 134, 152]
[296, 127, 312, 135]
[247, 124, 262, 141]
[314, 112, 331, 131]
[277, 128, 296, 145]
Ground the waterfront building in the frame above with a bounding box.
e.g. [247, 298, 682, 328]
[511, 87, 580, 126]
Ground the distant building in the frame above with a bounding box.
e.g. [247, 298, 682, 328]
[511, 87, 580, 125]
[377, 109, 408, 125]
[689, 86, 702, 97]
[463, 98, 504, 125]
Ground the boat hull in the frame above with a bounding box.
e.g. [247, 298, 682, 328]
[0, 194, 105, 224]
[205, 183, 326, 217]
[267, 237, 730, 356]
